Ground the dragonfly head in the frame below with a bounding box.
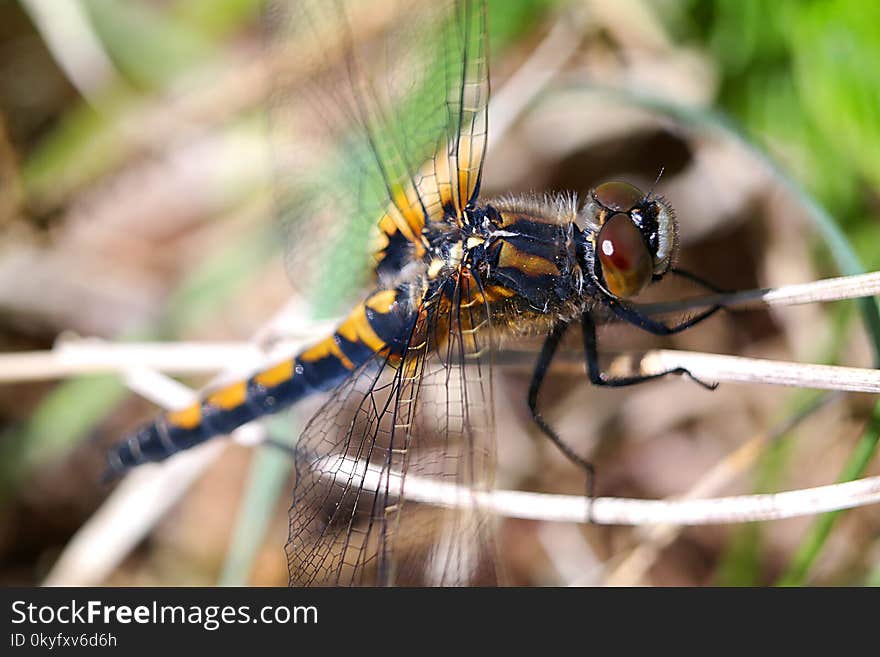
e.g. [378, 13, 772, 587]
[578, 181, 679, 300]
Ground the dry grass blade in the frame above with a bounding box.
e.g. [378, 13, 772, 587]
[0, 342, 261, 383]
[44, 441, 227, 586]
[0, 320, 337, 383]
[2, 271, 878, 384]
[637, 271, 880, 315]
[324, 453, 880, 524]
[610, 350, 880, 393]
[20, 0, 121, 101]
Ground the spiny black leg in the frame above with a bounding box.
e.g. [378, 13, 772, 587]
[582, 311, 717, 391]
[528, 320, 597, 520]
[670, 267, 729, 295]
[610, 297, 722, 337]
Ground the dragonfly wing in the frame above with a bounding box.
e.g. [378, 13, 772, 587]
[285, 354, 400, 586]
[264, 0, 489, 312]
[286, 272, 499, 586]
[390, 271, 499, 586]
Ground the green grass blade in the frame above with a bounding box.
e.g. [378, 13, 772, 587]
[219, 417, 295, 586]
[776, 406, 880, 585]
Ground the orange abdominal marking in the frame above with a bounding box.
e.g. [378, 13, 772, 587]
[166, 403, 201, 430]
[377, 213, 406, 242]
[336, 304, 387, 355]
[254, 359, 295, 387]
[206, 381, 248, 410]
[300, 336, 356, 370]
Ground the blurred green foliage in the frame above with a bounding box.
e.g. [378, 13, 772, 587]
[667, 0, 880, 586]
[677, 0, 880, 266]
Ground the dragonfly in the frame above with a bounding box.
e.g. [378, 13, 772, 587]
[106, 0, 722, 585]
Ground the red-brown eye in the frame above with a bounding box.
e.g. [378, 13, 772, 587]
[597, 213, 652, 298]
[593, 181, 644, 212]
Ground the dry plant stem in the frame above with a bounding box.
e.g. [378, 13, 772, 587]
[524, 476, 880, 524]
[20, 0, 121, 101]
[25, 281, 880, 586]
[614, 350, 880, 393]
[2, 271, 879, 384]
[12, 339, 880, 394]
[323, 453, 880, 524]
[0, 319, 337, 383]
[602, 436, 771, 586]
[0, 342, 262, 383]
[44, 442, 227, 586]
[43, 368, 879, 586]
[636, 270, 880, 315]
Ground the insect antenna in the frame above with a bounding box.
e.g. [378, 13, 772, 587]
[646, 166, 665, 200]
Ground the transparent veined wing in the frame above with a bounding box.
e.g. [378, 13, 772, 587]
[265, 0, 498, 585]
[393, 270, 499, 586]
[286, 268, 500, 586]
[263, 0, 489, 317]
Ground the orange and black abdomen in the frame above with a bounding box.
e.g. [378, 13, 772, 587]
[107, 288, 415, 474]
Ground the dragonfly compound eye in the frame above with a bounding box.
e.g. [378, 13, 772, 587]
[593, 181, 645, 213]
[597, 213, 653, 298]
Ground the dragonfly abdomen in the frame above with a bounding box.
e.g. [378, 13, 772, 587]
[106, 287, 414, 475]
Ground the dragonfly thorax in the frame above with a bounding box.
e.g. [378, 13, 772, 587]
[473, 183, 679, 321]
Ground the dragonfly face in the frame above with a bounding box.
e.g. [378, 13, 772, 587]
[581, 181, 679, 300]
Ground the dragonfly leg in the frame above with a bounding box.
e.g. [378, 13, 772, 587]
[528, 320, 597, 520]
[609, 296, 722, 337]
[582, 310, 718, 390]
[669, 267, 729, 294]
